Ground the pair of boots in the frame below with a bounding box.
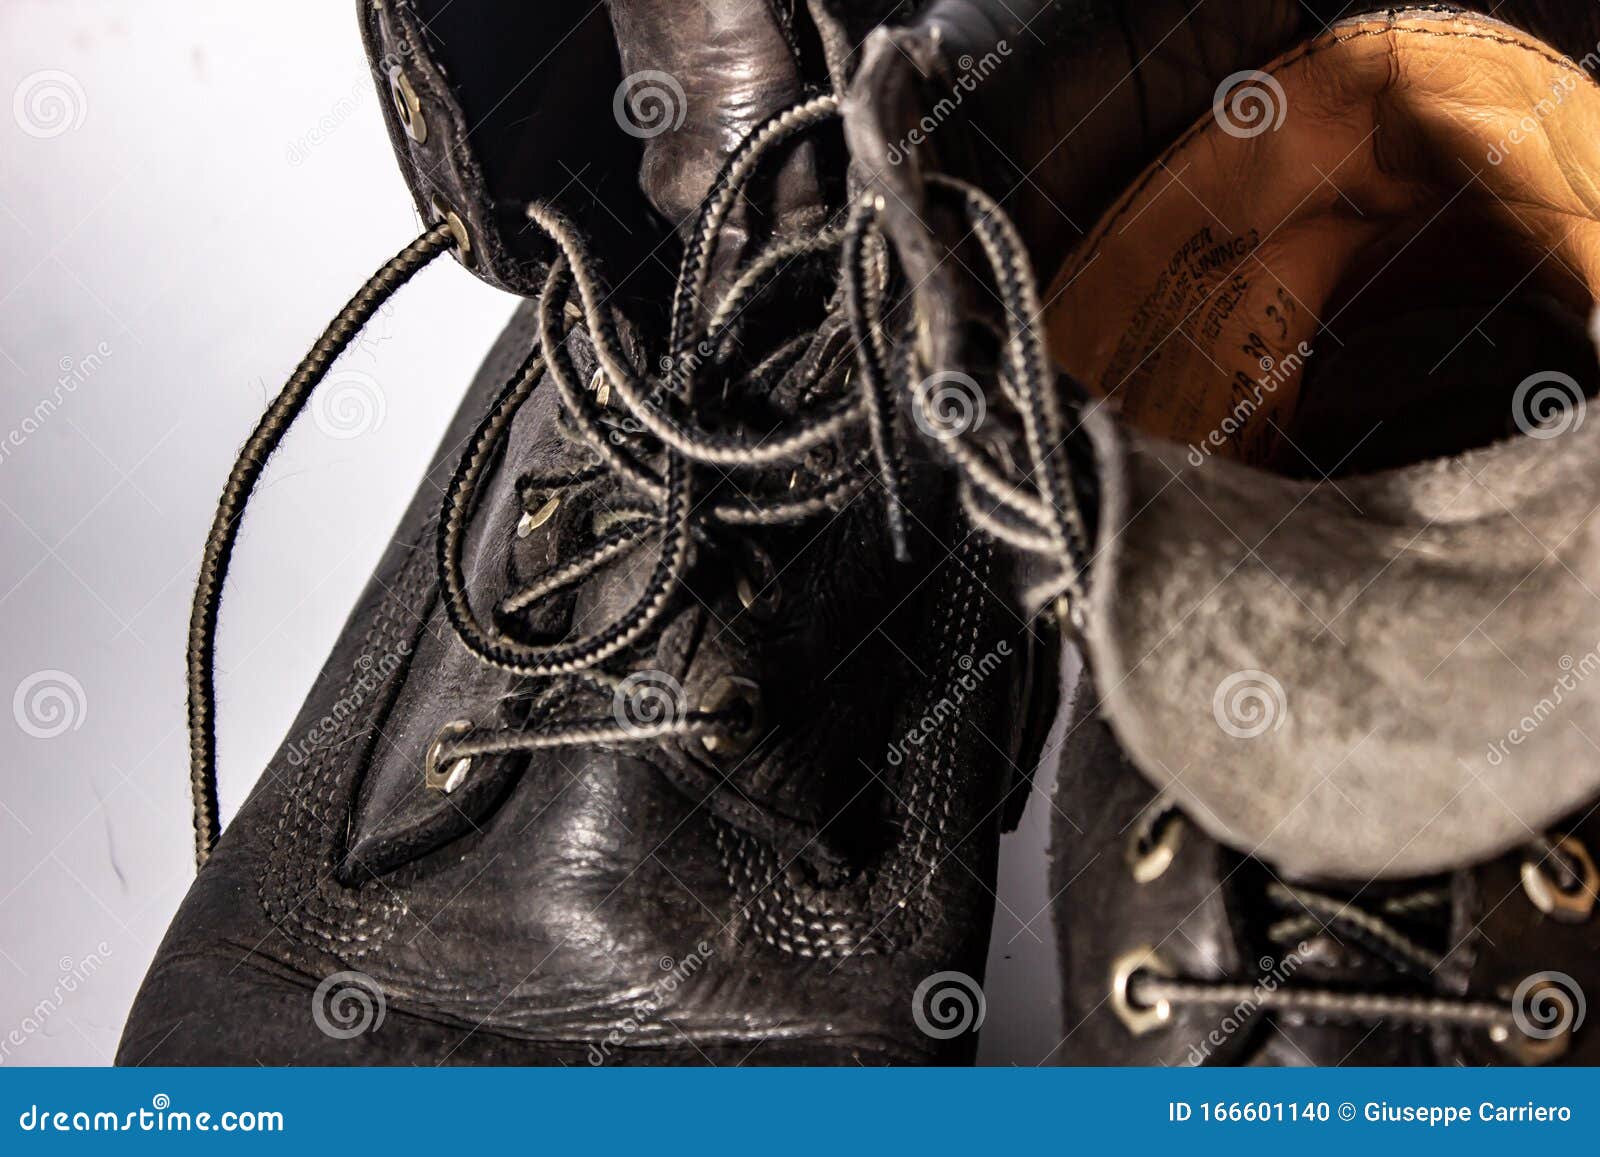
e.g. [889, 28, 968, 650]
[120, 1, 1600, 1065]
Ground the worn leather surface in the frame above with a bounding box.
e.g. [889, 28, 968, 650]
[358, 0, 853, 301]
[358, 1, 663, 296]
[119, 294, 1037, 1065]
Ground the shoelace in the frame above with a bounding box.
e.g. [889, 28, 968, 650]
[1119, 822, 1591, 1054]
[1124, 883, 1508, 1027]
[186, 91, 1102, 868]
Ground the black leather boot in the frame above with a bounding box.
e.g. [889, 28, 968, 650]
[844, 2, 1600, 1064]
[117, 0, 1049, 1066]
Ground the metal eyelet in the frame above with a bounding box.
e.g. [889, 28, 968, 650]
[1490, 971, 1581, 1065]
[1126, 802, 1185, 884]
[1521, 834, 1597, 923]
[698, 676, 763, 762]
[430, 198, 473, 268]
[424, 719, 474, 793]
[734, 543, 780, 618]
[517, 496, 560, 538]
[1489, 1020, 1573, 1066]
[387, 65, 426, 144]
[1110, 945, 1175, 1036]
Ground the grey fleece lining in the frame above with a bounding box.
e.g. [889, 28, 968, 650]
[1080, 405, 1600, 879]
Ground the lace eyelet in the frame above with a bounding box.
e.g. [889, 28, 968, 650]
[698, 676, 763, 762]
[1126, 802, 1185, 884]
[387, 65, 426, 144]
[1110, 945, 1174, 1036]
[424, 719, 475, 794]
[430, 198, 474, 269]
[1490, 973, 1579, 1065]
[1520, 834, 1597, 923]
[734, 543, 780, 617]
[517, 495, 560, 538]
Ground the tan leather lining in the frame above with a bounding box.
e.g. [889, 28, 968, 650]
[1045, 11, 1600, 468]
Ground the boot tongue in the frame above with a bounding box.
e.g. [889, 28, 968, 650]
[607, 0, 823, 253]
